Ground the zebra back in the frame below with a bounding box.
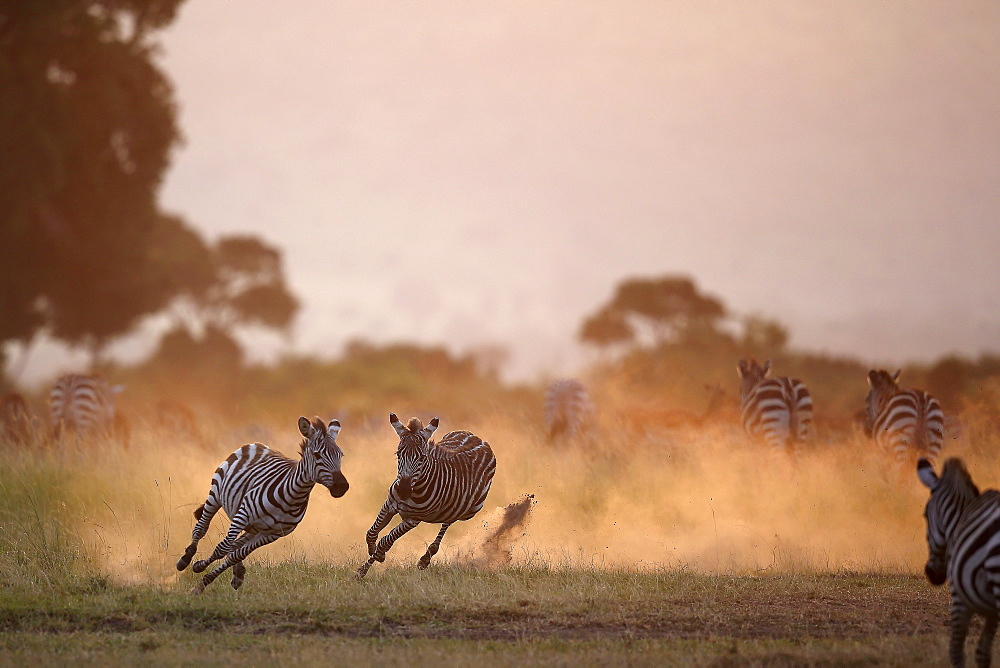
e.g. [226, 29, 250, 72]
[737, 359, 813, 453]
[866, 369, 944, 465]
[390, 415, 497, 524]
[48, 373, 119, 436]
[543, 379, 594, 443]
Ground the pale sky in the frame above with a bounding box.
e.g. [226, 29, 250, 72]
[15, 1, 1000, 386]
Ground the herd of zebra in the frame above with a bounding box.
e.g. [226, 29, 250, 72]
[3, 367, 998, 665]
[544, 359, 946, 467]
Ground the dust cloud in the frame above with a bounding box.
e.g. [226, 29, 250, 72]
[62, 408, 989, 586]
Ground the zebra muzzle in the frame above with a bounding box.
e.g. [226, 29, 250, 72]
[327, 472, 349, 498]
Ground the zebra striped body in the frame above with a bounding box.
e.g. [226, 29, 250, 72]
[918, 458, 1000, 667]
[48, 373, 119, 437]
[866, 369, 944, 466]
[356, 413, 496, 578]
[737, 359, 813, 454]
[177, 417, 348, 593]
[543, 379, 594, 444]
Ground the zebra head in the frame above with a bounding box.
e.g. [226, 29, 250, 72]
[917, 457, 979, 586]
[389, 412, 439, 501]
[297, 416, 349, 498]
[864, 369, 901, 433]
[737, 358, 770, 400]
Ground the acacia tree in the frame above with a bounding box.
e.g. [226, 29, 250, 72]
[0, 0, 187, 362]
[579, 276, 727, 350]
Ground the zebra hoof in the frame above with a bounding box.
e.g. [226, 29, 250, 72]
[231, 577, 243, 591]
[355, 567, 369, 580]
[191, 560, 208, 573]
[417, 558, 430, 570]
[373, 552, 386, 563]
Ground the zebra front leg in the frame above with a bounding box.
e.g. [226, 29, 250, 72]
[365, 501, 397, 556]
[418, 523, 451, 570]
[191, 510, 249, 573]
[976, 614, 998, 668]
[949, 593, 972, 668]
[192, 533, 280, 594]
[356, 518, 419, 579]
[176, 501, 221, 571]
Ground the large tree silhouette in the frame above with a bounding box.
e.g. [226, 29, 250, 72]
[0, 0, 186, 359]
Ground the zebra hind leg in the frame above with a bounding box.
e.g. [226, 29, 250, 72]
[949, 599, 973, 667]
[193, 534, 278, 594]
[176, 502, 219, 571]
[976, 614, 997, 668]
[418, 523, 451, 570]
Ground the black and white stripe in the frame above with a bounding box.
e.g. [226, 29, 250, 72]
[737, 359, 813, 454]
[48, 373, 120, 437]
[356, 413, 496, 578]
[543, 379, 594, 444]
[865, 369, 945, 466]
[918, 457, 1000, 667]
[177, 416, 349, 593]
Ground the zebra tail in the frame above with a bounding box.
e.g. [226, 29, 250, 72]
[193, 504, 205, 521]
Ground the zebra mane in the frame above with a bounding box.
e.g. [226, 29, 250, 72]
[940, 457, 980, 498]
[406, 417, 424, 433]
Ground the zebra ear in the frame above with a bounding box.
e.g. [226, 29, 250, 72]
[327, 419, 341, 439]
[762, 360, 771, 376]
[917, 458, 938, 489]
[892, 369, 901, 382]
[422, 417, 440, 438]
[298, 416, 313, 438]
[389, 413, 407, 436]
[737, 359, 747, 377]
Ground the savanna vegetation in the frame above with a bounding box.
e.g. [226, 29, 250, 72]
[4, 1, 1000, 664]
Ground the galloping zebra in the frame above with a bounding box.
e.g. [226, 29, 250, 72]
[737, 359, 813, 455]
[48, 373, 123, 439]
[917, 457, 1000, 667]
[356, 413, 496, 579]
[865, 369, 945, 466]
[543, 379, 594, 444]
[177, 417, 349, 593]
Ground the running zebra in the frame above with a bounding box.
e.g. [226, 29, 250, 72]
[48, 373, 120, 435]
[917, 457, 1000, 667]
[737, 359, 813, 455]
[177, 417, 349, 593]
[356, 413, 496, 579]
[543, 379, 594, 444]
[865, 369, 944, 466]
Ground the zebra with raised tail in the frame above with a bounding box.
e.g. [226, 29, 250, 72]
[356, 413, 496, 579]
[918, 457, 1000, 667]
[737, 359, 813, 455]
[177, 417, 349, 593]
[866, 369, 945, 466]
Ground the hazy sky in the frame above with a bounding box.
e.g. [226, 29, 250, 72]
[19, 1, 1000, 385]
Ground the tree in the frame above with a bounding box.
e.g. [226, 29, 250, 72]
[0, 0, 186, 359]
[579, 276, 727, 349]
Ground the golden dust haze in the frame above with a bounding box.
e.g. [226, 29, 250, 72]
[41, 405, 998, 588]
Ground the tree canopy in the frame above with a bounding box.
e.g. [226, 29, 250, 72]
[0, 0, 186, 354]
[579, 276, 727, 349]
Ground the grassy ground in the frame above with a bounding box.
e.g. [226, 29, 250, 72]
[0, 565, 954, 666]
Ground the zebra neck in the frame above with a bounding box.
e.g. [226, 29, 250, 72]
[285, 460, 318, 500]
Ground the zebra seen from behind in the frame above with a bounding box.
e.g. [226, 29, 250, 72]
[177, 416, 349, 593]
[918, 457, 1000, 667]
[356, 413, 496, 579]
[48, 373, 126, 442]
[866, 369, 945, 467]
[737, 359, 813, 455]
[543, 379, 594, 444]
